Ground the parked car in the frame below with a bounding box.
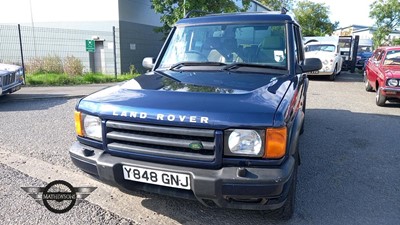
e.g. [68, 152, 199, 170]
[364, 46, 400, 106]
[304, 37, 343, 81]
[355, 43, 373, 70]
[0, 63, 24, 95]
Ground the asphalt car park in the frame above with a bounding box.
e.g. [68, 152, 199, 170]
[0, 71, 399, 225]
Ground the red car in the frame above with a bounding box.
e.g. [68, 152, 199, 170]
[364, 46, 400, 106]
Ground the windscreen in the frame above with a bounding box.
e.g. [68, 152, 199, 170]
[159, 23, 287, 69]
[305, 44, 335, 52]
[384, 50, 400, 65]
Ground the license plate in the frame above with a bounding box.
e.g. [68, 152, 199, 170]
[309, 70, 319, 74]
[122, 165, 191, 190]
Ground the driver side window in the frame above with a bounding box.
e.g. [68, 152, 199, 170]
[293, 26, 304, 64]
[374, 50, 383, 61]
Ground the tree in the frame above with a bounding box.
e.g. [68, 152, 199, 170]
[293, 0, 338, 36]
[258, 0, 295, 11]
[369, 0, 400, 47]
[151, 0, 251, 37]
[393, 38, 400, 46]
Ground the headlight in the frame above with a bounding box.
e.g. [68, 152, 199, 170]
[16, 69, 22, 76]
[74, 111, 102, 141]
[323, 59, 328, 65]
[225, 129, 263, 157]
[387, 79, 399, 87]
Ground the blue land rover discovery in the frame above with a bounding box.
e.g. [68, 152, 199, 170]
[69, 11, 321, 219]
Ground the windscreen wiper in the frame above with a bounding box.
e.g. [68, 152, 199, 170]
[154, 70, 181, 82]
[222, 63, 286, 71]
[170, 61, 226, 70]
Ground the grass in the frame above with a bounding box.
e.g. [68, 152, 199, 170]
[25, 73, 139, 86]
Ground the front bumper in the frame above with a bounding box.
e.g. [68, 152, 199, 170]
[307, 71, 333, 76]
[307, 65, 335, 76]
[70, 141, 296, 210]
[381, 87, 400, 99]
[1, 82, 22, 95]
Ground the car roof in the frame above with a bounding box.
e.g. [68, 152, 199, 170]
[377, 46, 400, 51]
[175, 12, 297, 26]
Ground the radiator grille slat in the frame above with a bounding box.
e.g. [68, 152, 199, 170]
[107, 120, 214, 137]
[2, 72, 16, 86]
[107, 131, 215, 150]
[106, 120, 216, 162]
[108, 142, 215, 161]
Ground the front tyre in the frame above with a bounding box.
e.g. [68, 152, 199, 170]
[376, 86, 386, 106]
[364, 71, 373, 92]
[329, 66, 337, 81]
[300, 98, 306, 135]
[269, 153, 299, 220]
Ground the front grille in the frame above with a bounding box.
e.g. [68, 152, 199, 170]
[2, 72, 16, 86]
[106, 120, 216, 162]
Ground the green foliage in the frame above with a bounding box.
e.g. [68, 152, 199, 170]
[369, 0, 400, 47]
[258, 0, 295, 11]
[26, 73, 138, 86]
[26, 73, 75, 86]
[63, 56, 84, 76]
[151, 0, 251, 37]
[129, 64, 137, 75]
[393, 38, 400, 46]
[293, 0, 338, 36]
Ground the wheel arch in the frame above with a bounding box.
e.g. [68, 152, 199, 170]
[287, 109, 303, 165]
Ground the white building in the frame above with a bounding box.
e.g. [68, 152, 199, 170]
[333, 25, 400, 47]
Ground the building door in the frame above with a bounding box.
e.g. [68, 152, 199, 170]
[94, 41, 105, 74]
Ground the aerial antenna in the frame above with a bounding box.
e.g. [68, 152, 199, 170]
[280, 0, 288, 14]
[281, 7, 288, 14]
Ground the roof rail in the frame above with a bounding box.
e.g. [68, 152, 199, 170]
[184, 10, 212, 18]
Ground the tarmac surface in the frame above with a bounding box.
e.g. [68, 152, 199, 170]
[0, 72, 399, 224]
[0, 83, 115, 101]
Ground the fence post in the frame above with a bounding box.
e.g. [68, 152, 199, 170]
[17, 24, 26, 83]
[113, 26, 117, 79]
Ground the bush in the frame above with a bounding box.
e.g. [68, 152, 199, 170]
[25, 57, 44, 74]
[26, 55, 84, 75]
[25, 55, 64, 74]
[129, 64, 137, 75]
[64, 56, 83, 76]
[42, 55, 63, 74]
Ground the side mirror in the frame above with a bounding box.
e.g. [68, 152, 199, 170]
[142, 57, 155, 70]
[301, 58, 322, 73]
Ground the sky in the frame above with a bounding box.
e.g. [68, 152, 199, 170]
[0, 0, 376, 29]
[307, 0, 376, 28]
